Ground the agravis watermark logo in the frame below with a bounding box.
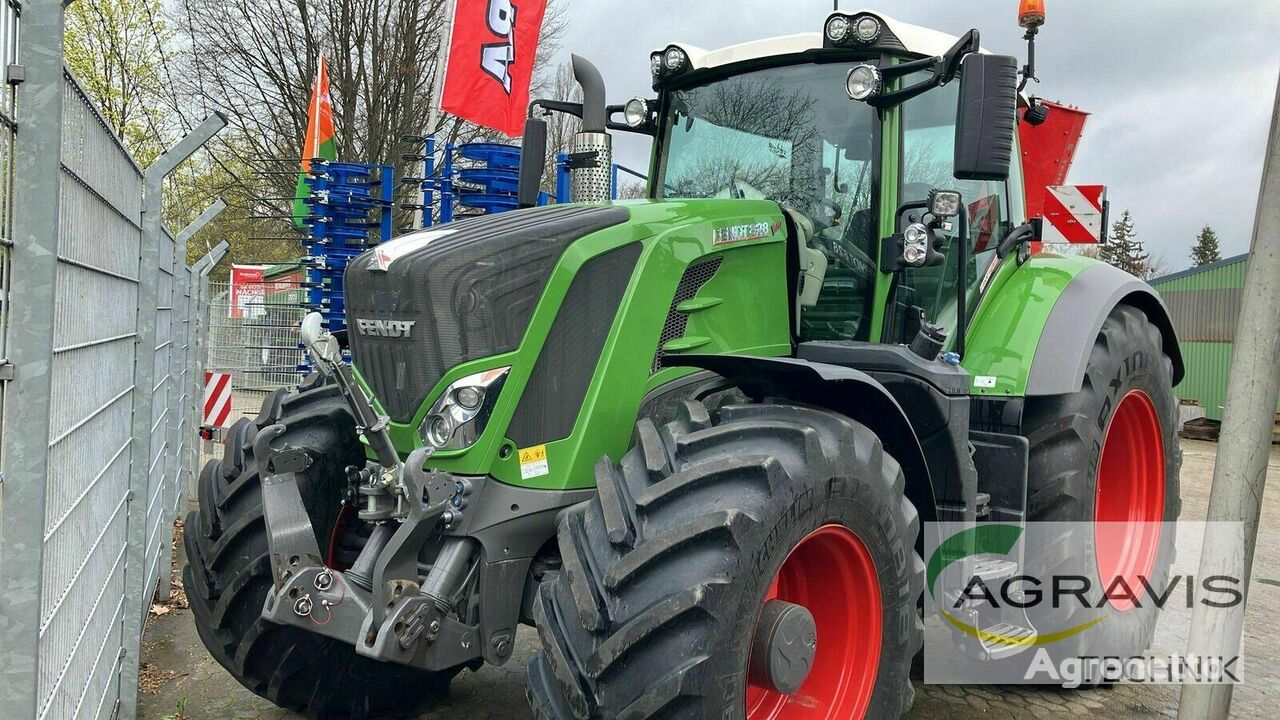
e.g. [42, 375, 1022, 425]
[923, 521, 1247, 685]
[1024, 650, 1240, 687]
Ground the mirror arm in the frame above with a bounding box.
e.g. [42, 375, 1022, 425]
[869, 30, 980, 109]
[880, 55, 940, 80]
[868, 77, 941, 109]
[529, 98, 583, 119]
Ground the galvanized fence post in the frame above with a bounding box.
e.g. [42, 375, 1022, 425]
[1179, 73, 1280, 719]
[189, 241, 228, 482]
[119, 114, 225, 720]
[158, 201, 225, 588]
[0, 2, 67, 718]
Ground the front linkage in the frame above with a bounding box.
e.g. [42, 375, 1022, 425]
[252, 314, 503, 671]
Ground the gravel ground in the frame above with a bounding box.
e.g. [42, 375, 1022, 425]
[140, 439, 1280, 719]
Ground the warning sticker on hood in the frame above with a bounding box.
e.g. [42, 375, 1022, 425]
[518, 444, 549, 480]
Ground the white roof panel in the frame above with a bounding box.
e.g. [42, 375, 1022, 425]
[657, 10, 982, 71]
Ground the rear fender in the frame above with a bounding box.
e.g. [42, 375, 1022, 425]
[1028, 262, 1184, 396]
[670, 353, 937, 525]
[965, 255, 1184, 397]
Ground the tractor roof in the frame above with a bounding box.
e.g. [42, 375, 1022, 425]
[655, 10, 982, 73]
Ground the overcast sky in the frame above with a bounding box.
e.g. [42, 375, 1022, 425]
[549, 0, 1280, 272]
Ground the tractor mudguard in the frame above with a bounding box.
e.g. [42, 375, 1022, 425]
[669, 353, 937, 524]
[1028, 261, 1184, 396]
[964, 254, 1183, 397]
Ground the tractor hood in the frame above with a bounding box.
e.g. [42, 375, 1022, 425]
[343, 204, 629, 422]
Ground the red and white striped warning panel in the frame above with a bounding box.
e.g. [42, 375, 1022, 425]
[202, 371, 233, 429]
[1040, 185, 1107, 244]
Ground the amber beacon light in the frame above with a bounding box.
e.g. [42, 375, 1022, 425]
[1019, 0, 1046, 29]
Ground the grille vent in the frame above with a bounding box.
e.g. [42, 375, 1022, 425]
[651, 256, 723, 373]
[506, 243, 642, 447]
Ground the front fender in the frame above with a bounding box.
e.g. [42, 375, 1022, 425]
[670, 353, 937, 524]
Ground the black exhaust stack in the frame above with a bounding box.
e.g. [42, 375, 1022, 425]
[567, 54, 612, 203]
[516, 54, 613, 206]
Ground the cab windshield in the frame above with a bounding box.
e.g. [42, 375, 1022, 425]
[657, 62, 881, 340]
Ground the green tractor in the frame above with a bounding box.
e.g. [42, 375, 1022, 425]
[186, 7, 1183, 719]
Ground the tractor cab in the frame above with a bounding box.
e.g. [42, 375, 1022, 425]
[639, 11, 1024, 352]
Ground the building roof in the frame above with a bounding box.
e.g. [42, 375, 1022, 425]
[656, 9, 979, 73]
[1150, 253, 1249, 286]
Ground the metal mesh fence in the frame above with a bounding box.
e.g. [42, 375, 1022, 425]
[0, 11, 217, 716]
[37, 70, 146, 720]
[204, 279, 307, 426]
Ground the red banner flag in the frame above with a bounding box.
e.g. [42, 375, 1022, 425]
[440, 0, 548, 137]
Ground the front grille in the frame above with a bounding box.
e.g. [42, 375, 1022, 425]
[344, 205, 629, 422]
[651, 256, 722, 373]
[506, 243, 642, 447]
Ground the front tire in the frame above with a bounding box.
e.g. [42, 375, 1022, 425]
[184, 377, 460, 719]
[526, 398, 923, 719]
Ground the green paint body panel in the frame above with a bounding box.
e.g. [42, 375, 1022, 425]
[961, 252, 1098, 396]
[357, 199, 792, 490]
[347, 197, 1116, 491]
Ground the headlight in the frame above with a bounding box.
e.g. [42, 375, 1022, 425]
[650, 53, 663, 77]
[825, 15, 850, 42]
[623, 97, 651, 128]
[664, 46, 689, 72]
[854, 15, 882, 43]
[903, 223, 930, 266]
[846, 64, 882, 101]
[420, 366, 510, 451]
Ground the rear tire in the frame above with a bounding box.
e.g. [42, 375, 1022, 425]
[1023, 305, 1182, 663]
[526, 398, 923, 719]
[184, 377, 461, 719]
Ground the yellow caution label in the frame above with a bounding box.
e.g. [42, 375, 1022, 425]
[518, 444, 549, 480]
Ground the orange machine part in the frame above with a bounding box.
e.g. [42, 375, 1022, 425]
[1019, 0, 1046, 28]
[1019, 100, 1089, 219]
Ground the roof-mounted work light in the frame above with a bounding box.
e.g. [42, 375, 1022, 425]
[825, 13, 883, 47]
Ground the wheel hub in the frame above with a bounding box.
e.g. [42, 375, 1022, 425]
[748, 600, 818, 694]
[746, 524, 882, 720]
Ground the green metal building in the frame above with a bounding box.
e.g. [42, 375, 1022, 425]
[1151, 253, 1278, 421]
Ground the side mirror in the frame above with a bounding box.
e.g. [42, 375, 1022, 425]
[954, 53, 1018, 181]
[516, 115, 548, 209]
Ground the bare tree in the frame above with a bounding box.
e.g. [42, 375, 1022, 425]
[168, 0, 566, 238]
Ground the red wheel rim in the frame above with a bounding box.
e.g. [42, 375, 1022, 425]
[1094, 390, 1165, 611]
[746, 524, 881, 720]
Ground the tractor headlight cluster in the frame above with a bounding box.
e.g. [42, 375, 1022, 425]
[903, 223, 930, 266]
[825, 15, 850, 42]
[419, 366, 510, 451]
[652, 46, 691, 81]
[846, 64, 883, 101]
[825, 12, 883, 46]
[623, 97, 654, 128]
